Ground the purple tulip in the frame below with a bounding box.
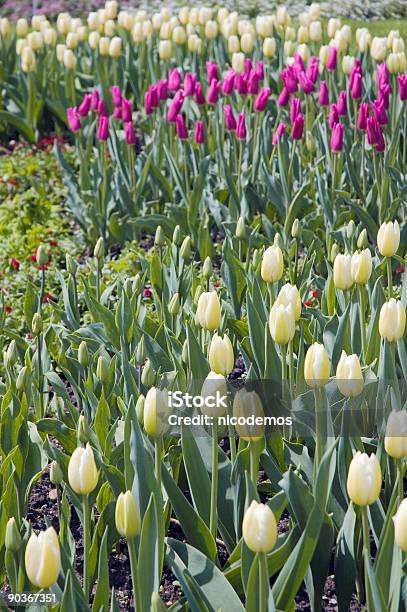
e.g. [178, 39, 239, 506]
[350, 72, 362, 100]
[293, 53, 305, 75]
[292, 113, 304, 140]
[330, 122, 344, 152]
[224, 105, 237, 131]
[280, 65, 298, 93]
[91, 89, 100, 111]
[244, 58, 253, 75]
[195, 120, 204, 144]
[298, 71, 315, 95]
[124, 122, 136, 145]
[121, 99, 133, 122]
[326, 47, 337, 71]
[175, 114, 188, 140]
[372, 99, 388, 125]
[236, 73, 248, 95]
[207, 79, 221, 104]
[307, 57, 319, 83]
[290, 98, 301, 123]
[366, 116, 381, 146]
[277, 87, 290, 107]
[254, 87, 270, 112]
[318, 81, 329, 106]
[398, 74, 407, 101]
[97, 115, 109, 141]
[184, 72, 197, 97]
[110, 85, 122, 107]
[357, 103, 369, 130]
[222, 69, 236, 95]
[150, 86, 159, 108]
[377, 63, 389, 90]
[337, 91, 347, 116]
[378, 84, 391, 110]
[113, 106, 122, 119]
[144, 91, 153, 115]
[349, 61, 362, 91]
[78, 94, 92, 117]
[167, 90, 184, 123]
[255, 60, 264, 80]
[168, 68, 181, 91]
[157, 79, 169, 101]
[98, 100, 108, 117]
[67, 107, 81, 132]
[272, 122, 286, 145]
[329, 104, 339, 128]
[206, 61, 219, 84]
[195, 82, 206, 105]
[236, 112, 247, 140]
[248, 70, 260, 95]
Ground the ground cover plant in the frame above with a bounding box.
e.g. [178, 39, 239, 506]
[0, 1, 406, 610]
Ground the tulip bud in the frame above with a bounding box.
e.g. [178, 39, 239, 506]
[261, 245, 284, 283]
[232, 52, 245, 74]
[78, 341, 90, 367]
[269, 303, 295, 345]
[68, 443, 98, 495]
[263, 37, 276, 58]
[159, 40, 172, 59]
[136, 337, 146, 364]
[169, 293, 180, 316]
[63, 49, 77, 70]
[143, 387, 169, 437]
[305, 130, 315, 153]
[109, 36, 122, 58]
[242, 500, 277, 553]
[16, 365, 29, 391]
[154, 225, 165, 247]
[304, 342, 330, 388]
[319, 45, 329, 66]
[384, 410, 407, 459]
[32, 313, 43, 336]
[336, 351, 364, 397]
[357, 229, 368, 250]
[377, 221, 400, 257]
[89, 31, 100, 48]
[276, 283, 301, 321]
[291, 218, 301, 239]
[209, 333, 234, 376]
[327, 18, 341, 39]
[351, 249, 372, 284]
[202, 257, 213, 279]
[393, 499, 407, 551]
[309, 20, 322, 43]
[94, 236, 104, 259]
[50, 461, 63, 485]
[194, 285, 203, 305]
[115, 491, 141, 538]
[136, 394, 145, 424]
[16, 18, 29, 37]
[66, 253, 77, 275]
[346, 220, 356, 240]
[133, 274, 142, 295]
[330, 243, 339, 263]
[379, 299, 406, 342]
[37, 245, 48, 266]
[333, 253, 353, 290]
[5, 518, 22, 553]
[96, 355, 110, 383]
[141, 358, 155, 387]
[180, 236, 192, 261]
[172, 225, 181, 246]
[5, 340, 18, 368]
[235, 216, 246, 240]
[253, 249, 261, 269]
[347, 451, 381, 506]
[201, 372, 228, 417]
[196, 291, 221, 331]
[233, 389, 264, 441]
[25, 527, 61, 588]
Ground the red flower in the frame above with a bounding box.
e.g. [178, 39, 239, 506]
[10, 258, 20, 270]
[43, 293, 56, 303]
[311, 288, 318, 298]
[5, 305, 11, 314]
[29, 254, 37, 262]
[143, 288, 153, 298]
[396, 266, 405, 274]
[304, 300, 312, 307]
[38, 264, 49, 271]
[213, 282, 220, 288]
[49, 240, 58, 247]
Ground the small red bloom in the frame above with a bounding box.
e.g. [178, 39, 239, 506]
[5, 305, 11, 313]
[213, 282, 220, 288]
[312, 289, 318, 298]
[143, 288, 153, 298]
[396, 266, 405, 274]
[43, 293, 56, 303]
[304, 300, 312, 307]
[38, 264, 49, 271]
[10, 258, 20, 270]
[29, 254, 37, 262]
[49, 240, 58, 247]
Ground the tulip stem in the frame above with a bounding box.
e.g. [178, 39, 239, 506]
[288, 140, 297, 188]
[128, 537, 142, 612]
[314, 388, 324, 473]
[361, 506, 370, 555]
[210, 421, 218, 540]
[155, 438, 162, 493]
[96, 258, 101, 302]
[82, 495, 91, 602]
[358, 286, 367, 362]
[398, 458, 404, 501]
[249, 441, 258, 487]
[258, 552, 268, 612]
[387, 257, 393, 298]
[37, 334, 44, 420]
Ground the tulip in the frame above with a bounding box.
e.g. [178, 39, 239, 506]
[207, 79, 221, 104]
[276, 283, 301, 320]
[398, 75, 407, 101]
[97, 115, 109, 141]
[291, 96, 302, 120]
[232, 52, 245, 74]
[109, 36, 122, 58]
[196, 291, 221, 330]
[209, 333, 234, 376]
[337, 91, 347, 116]
[304, 343, 330, 388]
[159, 40, 172, 60]
[336, 351, 364, 397]
[263, 37, 276, 58]
[377, 221, 400, 257]
[261, 245, 284, 283]
[277, 87, 290, 107]
[351, 249, 372, 284]
[67, 107, 81, 132]
[269, 302, 295, 345]
[184, 72, 196, 96]
[393, 499, 407, 550]
[201, 372, 228, 418]
[206, 60, 219, 83]
[347, 452, 381, 506]
[330, 123, 344, 152]
[379, 299, 406, 342]
[280, 65, 298, 93]
[242, 500, 277, 553]
[91, 89, 100, 111]
[307, 57, 319, 83]
[167, 90, 184, 123]
[168, 68, 181, 91]
[157, 79, 168, 101]
[110, 85, 122, 107]
[68, 443, 98, 495]
[63, 49, 76, 70]
[254, 87, 270, 112]
[195, 82, 205, 105]
[5, 517, 22, 553]
[175, 114, 188, 140]
[298, 71, 314, 94]
[272, 122, 286, 145]
[248, 70, 259, 95]
[327, 18, 341, 38]
[255, 61, 264, 80]
[357, 103, 369, 130]
[124, 122, 136, 145]
[115, 491, 141, 538]
[326, 46, 338, 71]
[319, 45, 329, 66]
[351, 72, 362, 99]
[236, 112, 247, 140]
[385, 410, 407, 459]
[372, 98, 388, 125]
[25, 527, 61, 588]
[78, 94, 92, 117]
[333, 253, 353, 290]
[233, 389, 264, 441]
[143, 387, 170, 437]
[223, 105, 237, 131]
[292, 113, 304, 140]
[222, 69, 236, 95]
